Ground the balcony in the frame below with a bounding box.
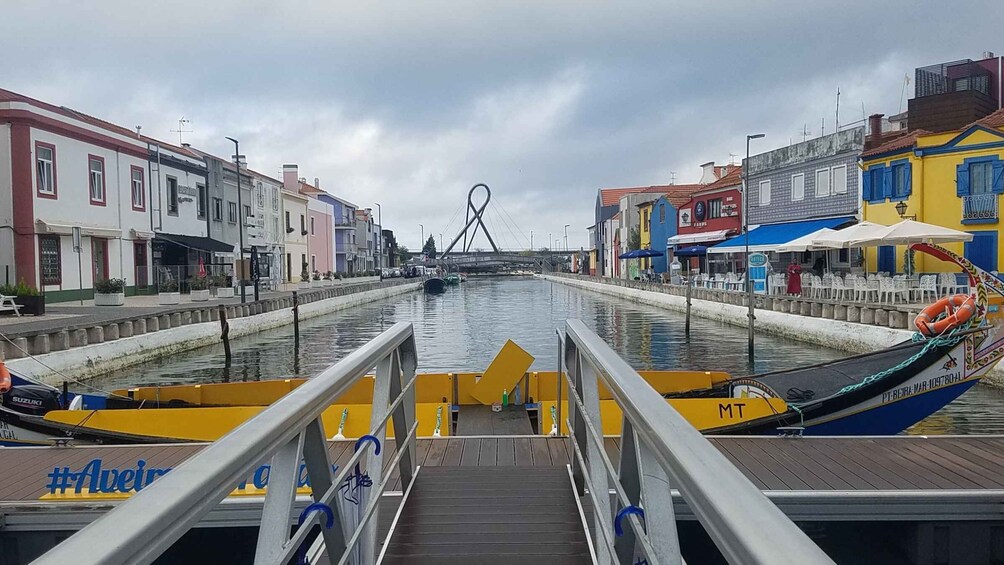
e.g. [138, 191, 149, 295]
[334, 217, 356, 228]
[962, 193, 999, 224]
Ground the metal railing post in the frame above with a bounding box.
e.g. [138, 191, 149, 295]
[361, 350, 398, 563]
[255, 433, 306, 564]
[614, 418, 641, 563]
[578, 349, 613, 565]
[638, 439, 682, 563]
[567, 339, 586, 496]
[302, 417, 348, 559]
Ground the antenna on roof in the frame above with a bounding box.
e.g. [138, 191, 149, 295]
[728, 153, 738, 165]
[170, 116, 193, 145]
[135, 125, 142, 137]
[835, 87, 841, 131]
[899, 73, 911, 114]
[669, 171, 677, 185]
[820, 117, 825, 137]
[800, 124, 811, 142]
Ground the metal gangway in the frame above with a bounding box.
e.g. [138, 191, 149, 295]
[35, 321, 834, 564]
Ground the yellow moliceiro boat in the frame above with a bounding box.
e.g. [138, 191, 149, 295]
[2, 339, 783, 445]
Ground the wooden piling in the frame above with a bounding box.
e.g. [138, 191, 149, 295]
[685, 282, 692, 336]
[292, 290, 300, 347]
[219, 304, 231, 363]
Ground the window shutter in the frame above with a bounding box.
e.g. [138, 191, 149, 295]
[904, 163, 913, 197]
[956, 162, 970, 197]
[882, 167, 893, 199]
[992, 161, 1004, 195]
[862, 168, 872, 201]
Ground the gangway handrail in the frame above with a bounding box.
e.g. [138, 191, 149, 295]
[36, 321, 420, 565]
[561, 319, 834, 564]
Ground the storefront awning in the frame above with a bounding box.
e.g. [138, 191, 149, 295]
[667, 229, 732, 246]
[35, 220, 121, 239]
[675, 245, 708, 257]
[708, 216, 855, 254]
[154, 233, 235, 253]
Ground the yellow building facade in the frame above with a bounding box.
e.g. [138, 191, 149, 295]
[861, 116, 1004, 274]
[638, 201, 653, 270]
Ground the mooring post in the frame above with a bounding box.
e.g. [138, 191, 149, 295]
[219, 304, 231, 363]
[685, 281, 692, 336]
[292, 290, 300, 347]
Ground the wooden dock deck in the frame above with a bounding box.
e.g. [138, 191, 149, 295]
[3, 435, 1004, 527]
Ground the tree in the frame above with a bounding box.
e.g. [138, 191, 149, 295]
[628, 226, 641, 251]
[398, 245, 411, 265]
[423, 235, 437, 259]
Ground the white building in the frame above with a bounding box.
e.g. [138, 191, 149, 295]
[0, 88, 209, 302]
[249, 169, 284, 289]
[281, 189, 309, 282]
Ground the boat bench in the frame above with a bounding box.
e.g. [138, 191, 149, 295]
[0, 295, 21, 316]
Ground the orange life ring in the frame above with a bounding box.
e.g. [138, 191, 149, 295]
[914, 294, 976, 336]
[0, 360, 10, 394]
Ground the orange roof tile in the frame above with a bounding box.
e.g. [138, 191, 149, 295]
[599, 187, 650, 206]
[974, 108, 1004, 129]
[701, 166, 742, 191]
[861, 129, 929, 158]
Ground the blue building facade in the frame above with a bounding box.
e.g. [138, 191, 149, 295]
[648, 196, 679, 273]
[317, 193, 357, 273]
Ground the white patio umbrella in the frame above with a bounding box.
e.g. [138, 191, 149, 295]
[810, 221, 888, 249]
[775, 228, 838, 253]
[846, 219, 974, 247]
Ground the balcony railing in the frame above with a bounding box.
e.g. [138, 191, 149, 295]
[962, 193, 999, 223]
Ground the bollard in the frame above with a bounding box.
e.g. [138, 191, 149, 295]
[49, 331, 69, 352]
[69, 328, 89, 347]
[860, 307, 875, 324]
[685, 283, 691, 336]
[87, 326, 105, 344]
[118, 321, 133, 338]
[292, 291, 300, 347]
[834, 305, 847, 320]
[159, 314, 171, 330]
[103, 323, 119, 341]
[219, 304, 231, 363]
[134, 318, 147, 335]
[846, 306, 860, 323]
[4, 337, 29, 359]
[874, 309, 889, 326]
[30, 334, 50, 355]
[821, 303, 834, 318]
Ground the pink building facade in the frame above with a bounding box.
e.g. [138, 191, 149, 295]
[307, 197, 334, 274]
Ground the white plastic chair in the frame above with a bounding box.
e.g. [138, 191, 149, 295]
[913, 275, 937, 303]
[939, 272, 967, 296]
[831, 276, 850, 302]
[892, 277, 910, 304]
[878, 277, 895, 304]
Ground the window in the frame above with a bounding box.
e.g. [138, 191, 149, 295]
[892, 162, 910, 198]
[659, 203, 665, 223]
[300, 214, 306, 233]
[88, 155, 105, 205]
[257, 182, 265, 207]
[212, 197, 224, 221]
[166, 176, 179, 214]
[310, 217, 315, 235]
[832, 165, 847, 194]
[35, 142, 57, 198]
[243, 204, 251, 221]
[708, 198, 723, 219]
[285, 211, 291, 231]
[130, 166, 145, 211]
[272, 187, 279, 211]
[642, 209, 649, 229]
[791, 173, 804, 201]
[197, 184, 207, 219]
[273, 216, 279, 237]
[228, 201, 238, 223]
[39, 235, 61, 284]
[868, 167, 884, 201]
[758, 179, 771, 205]
[971, 161, 993, 195]
[815, 168, 830, 197]
[311, 255, 316, 271]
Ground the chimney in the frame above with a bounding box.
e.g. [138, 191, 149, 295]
[282, 164, 298, 191]
[866, 114, 884, 149]
[698, 161, 717, 184]
[314, 177, 320, 189]
[182, 142, 190, 148]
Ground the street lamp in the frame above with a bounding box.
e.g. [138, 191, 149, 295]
[563, 224, 569, 251]
[225, 136, 247, 304]
[894, 200, 916, 220]
[530, 230, 533, 251]
[744, 133, 765, 360]
[375, 202, 382, 272]
[419, 224, 424, 259]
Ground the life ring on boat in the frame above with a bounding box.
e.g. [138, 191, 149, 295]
[0, 359, 11, 394]
[914, 294, 976, 337]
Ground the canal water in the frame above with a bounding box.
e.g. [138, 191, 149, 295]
[89, 277, 1004, 434]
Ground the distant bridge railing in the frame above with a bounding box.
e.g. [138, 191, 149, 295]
[36, 322, 420, 565]
[560, 319, 834, 564]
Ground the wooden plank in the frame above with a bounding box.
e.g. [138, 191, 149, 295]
[712, 439, 789, 490]
[529, 437, 551, 466]
[802, 439, 904, 490]
[496, 438, 515, 466]
[514, 438, 533, 466]
[442, 438, 465, 466]
[759, 440, 858, 490]
[850, 438, 972, 489]
[478, 438, 498, 467]
[897, 441, 999, 489]
[731, 439, 813, 490]
[461, 438, 481, 466]
[912, 439, 1004, 488]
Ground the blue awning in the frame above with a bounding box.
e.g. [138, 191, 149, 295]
[708, 217, 855, 254]
[675, 245, 707, 257]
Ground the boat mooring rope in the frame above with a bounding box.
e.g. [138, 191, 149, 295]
[835, 327, 967, 396]
[0, 330, 132, 400]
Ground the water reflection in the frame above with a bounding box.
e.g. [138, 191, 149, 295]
[89, 278, 1004, 434]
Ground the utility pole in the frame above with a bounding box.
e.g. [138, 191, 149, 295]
[563, 224, 569, 251]
[375, 202, 382, 271]
[744, 133, 765, 361]
[225, 136, 247, 304]
[530, 230, 533, 251]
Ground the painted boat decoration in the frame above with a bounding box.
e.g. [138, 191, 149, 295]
[2, 244, 1002, 445]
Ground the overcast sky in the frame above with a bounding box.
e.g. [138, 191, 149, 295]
[1, 1, 999, 250]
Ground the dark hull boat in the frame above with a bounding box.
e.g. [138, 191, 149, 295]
[423, 277, 446, 294]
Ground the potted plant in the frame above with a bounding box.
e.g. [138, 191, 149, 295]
[94, 278, 126, 306]
[299, 263, 312, 289]
[1, 281, 45, 316]
[214, 274, 235, 298]
[311, 271, 323, 287]
[323, 271, 334, 286]
[189, 276, 211, 302]
[241, 279, 256, 297]
[158, 280, 180, 305]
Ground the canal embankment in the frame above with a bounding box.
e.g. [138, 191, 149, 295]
[2, 279, 421, 384]
[542, 273, 1004, 385]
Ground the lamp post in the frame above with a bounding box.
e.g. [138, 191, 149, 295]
[225, 136, 247, 304]
[895, 201, 917, 275]
[530, 230, 533, 251]
[744, 133, 765, 361]
[375, 202, 382, 273]
[563, 224, 569, 251]
[419, 224, 424, 258]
